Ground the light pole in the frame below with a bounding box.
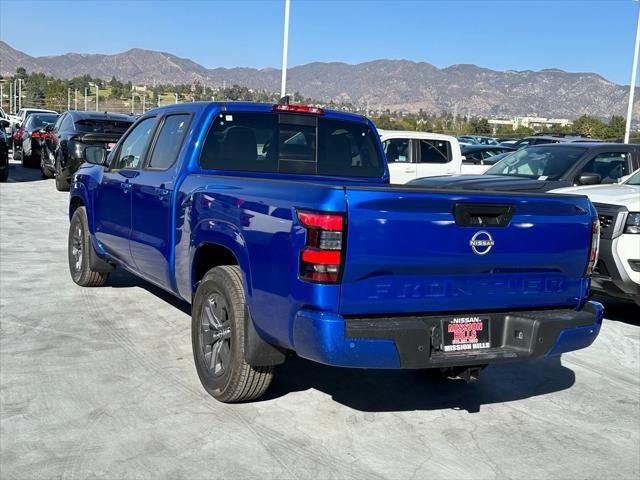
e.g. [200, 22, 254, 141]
[67, 88, 71, 111]
[74, 89, 78, 110]
[95, 84, 99, 112]
[624, 2, 640, 143]
[280, 0, 291, 99]
[175, 93, 178, 104]
[132, 92, 135, 115]
[84, 87, 88, 111]
[18, 79, 22, 111]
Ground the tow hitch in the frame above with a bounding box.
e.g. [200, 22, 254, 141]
[440, 365, 485, 383]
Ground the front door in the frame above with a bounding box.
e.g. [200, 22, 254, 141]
[415, 138, 457, 177]
[130, 113, 191, 288]
[94, 116, 158, 268]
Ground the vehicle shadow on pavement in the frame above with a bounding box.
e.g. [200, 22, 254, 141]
[264, 355, 574, 413]
[593, 296, 640, 326]
[5, 159, 47, 183]
[105, 268, 192, 316]
[102, 269, 576, 413]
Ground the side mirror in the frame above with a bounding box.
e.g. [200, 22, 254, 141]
[15, 123, 21, 130]
[0, 119, 9, 129]
[577, 172, 601, 185]
[83, 146, 108, 166]
[44, 124, 54, 132]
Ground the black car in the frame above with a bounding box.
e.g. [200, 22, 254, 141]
[42, 111, 134, 190]
[409, 143, 640, 192]
[461, 145, 516, 166]
[0, 119, 9, 182]
[13, 112, 59, 168]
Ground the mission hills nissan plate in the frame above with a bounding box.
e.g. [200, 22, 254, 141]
[442, 316, 490, 352]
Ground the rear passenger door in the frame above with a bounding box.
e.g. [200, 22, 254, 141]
[415, 138, 457, 177]
[383, 138, 415, 183]
[129, 113, 192, 287]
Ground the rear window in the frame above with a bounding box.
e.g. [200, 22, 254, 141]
[75, 119, 133, 133]
[25, 114, 58, 129]
[199, 112, 384, 177]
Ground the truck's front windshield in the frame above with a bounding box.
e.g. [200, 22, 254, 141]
[485, 145, 585, 180]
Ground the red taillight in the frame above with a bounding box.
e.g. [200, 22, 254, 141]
[273, 104, 325, 115]
[31, 132, 42, 139]
[585, 218, 600, 276]
[298, 210, 345, 283]
[14, 130, 24, 141]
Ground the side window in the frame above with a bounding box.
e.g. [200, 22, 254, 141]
[419, 139, 451, 164]
[53, 114, 65, 132]
[383, 139, 411, 163]
[111, 117, 157, 170]
[147, 114, 191, 170]
[61, 115, 75, 132]
[580, 152, 631, 183]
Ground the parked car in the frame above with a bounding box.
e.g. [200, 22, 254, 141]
[510, 135, 600, 150]
[68, 101, 603, 403]
[8, 108, 58, 149]
[409, 143, 640, 192]
[378, 129, 462, 182]
[458, 135, 499, 146]
[551, 169, 640, 306]
[12, 112, 59, 168]
[0, 119, 9, 182]
[461, 145, 516, 174]
[42, 111, 134, 190]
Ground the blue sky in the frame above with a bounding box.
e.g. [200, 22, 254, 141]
[0, 0, 638, 85]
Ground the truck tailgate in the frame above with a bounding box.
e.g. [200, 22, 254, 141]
[340, 187, 593, 315]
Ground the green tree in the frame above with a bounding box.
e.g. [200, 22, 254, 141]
[572, 115, 606, 138]
[605, 115, 626, 140]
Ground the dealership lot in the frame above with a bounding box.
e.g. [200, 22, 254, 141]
[0, 158, 639, 479]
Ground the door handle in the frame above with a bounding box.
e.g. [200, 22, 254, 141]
[404, 167, 415, 173]
[155, 187, 170, 199]
[120, 182, 132, 193]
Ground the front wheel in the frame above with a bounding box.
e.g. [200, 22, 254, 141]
[192, 265, 274, 402]
[68, 207, 109, 287]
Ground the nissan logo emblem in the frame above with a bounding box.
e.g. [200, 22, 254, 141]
[469, 231, 494, 255]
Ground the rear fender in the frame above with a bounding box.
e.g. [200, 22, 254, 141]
[189, 222, 253, 298]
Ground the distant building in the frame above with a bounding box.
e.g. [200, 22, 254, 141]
[488, 116, 572, 132]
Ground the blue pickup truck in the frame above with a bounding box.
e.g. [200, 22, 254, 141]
[68, 102, 603, 402]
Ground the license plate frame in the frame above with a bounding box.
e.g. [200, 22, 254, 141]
[441, 316, 491, 353]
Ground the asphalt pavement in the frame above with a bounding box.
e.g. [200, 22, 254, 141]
[1, 158, 639, 480]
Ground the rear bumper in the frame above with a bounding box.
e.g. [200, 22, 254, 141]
[291, 301, 603, 369]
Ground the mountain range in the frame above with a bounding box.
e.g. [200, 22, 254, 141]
[1, 41, 637, 119]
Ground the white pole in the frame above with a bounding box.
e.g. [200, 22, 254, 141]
[18, 79, 22, 111]
[67, 88, 71, 111]
[8, 82, 12, 114]
[132, 93, 135, 114]
[84, 87, 88, 111]
[142, 94, 146, 113]
[96, 85, 99, 112]
[624, 4, 640, 144]
[175, 93, 178, 104]
[280, 0, 291, 99]
[74, 89, 78, 110]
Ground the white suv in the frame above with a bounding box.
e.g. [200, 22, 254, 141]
[552, 170, 640, 306]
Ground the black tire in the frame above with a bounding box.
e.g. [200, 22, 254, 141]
[40, 149, 53, 179]
[192, 266, 274, 402]
[55, 155, 70, 191]
[68, 207, 109, 287]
